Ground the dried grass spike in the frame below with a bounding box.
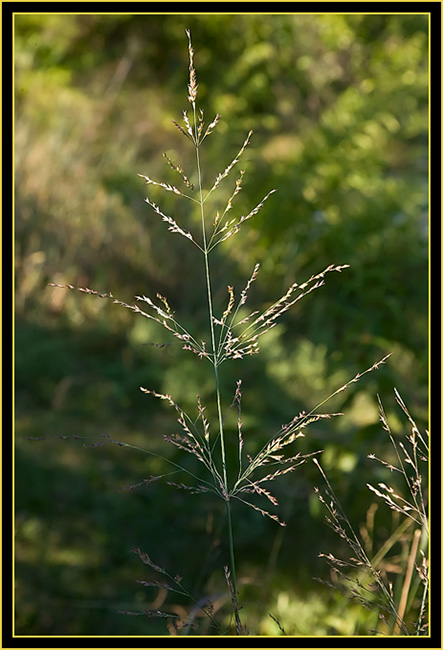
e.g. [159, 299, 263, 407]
[185, 29, 198, 104]
[210, 130, 253, 193]
[162, 152, 194, 189]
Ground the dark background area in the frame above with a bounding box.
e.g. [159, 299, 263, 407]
[14, 12, 428, 636]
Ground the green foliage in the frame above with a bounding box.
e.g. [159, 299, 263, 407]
[15, 13, 428, 636]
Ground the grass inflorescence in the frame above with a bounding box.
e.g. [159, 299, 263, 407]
[46, 30, 417, 636]
[314, 389, 428, 636]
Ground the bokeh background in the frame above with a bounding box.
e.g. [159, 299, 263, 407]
[15, 13, 428, 636]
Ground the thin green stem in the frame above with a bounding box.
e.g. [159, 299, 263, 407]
[193, 102, 229, 488]
[225, 499, 241, 624]
[192, 101, 241, 632]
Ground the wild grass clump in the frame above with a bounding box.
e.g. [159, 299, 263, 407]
[314, 389, 428, 636]
[48, 29, 394, 635]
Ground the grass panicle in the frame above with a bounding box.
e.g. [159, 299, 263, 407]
[45, 30, 416, 636]
[314, 390, 428, 636]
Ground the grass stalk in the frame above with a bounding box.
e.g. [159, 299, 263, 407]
[393, 528, 421, 635]
[192, 98, 241, 631]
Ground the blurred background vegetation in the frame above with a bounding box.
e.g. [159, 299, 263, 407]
[15, 13, 428, 636]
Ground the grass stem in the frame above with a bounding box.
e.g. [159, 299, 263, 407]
[193, 101, 240, 631]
